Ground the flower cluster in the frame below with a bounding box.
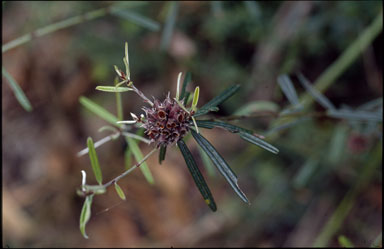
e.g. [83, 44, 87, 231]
[142, 94, 192, 148]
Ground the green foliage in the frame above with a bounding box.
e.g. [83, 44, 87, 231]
[191, 130, 250, 204]
[2, 67, 32, 112]
[177, 139, 217, 211]
[194, 84, 241, 117]
[87, 137, 103, 185]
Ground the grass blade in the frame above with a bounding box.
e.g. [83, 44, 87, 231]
[239, 132, 279, 154]
[191, 130, 250, 204]
[177, 139, 217, 211]
[111, 9, 160, 31]
[114, 182, 126, 200]
[2, 67, 32, 112]
[79, 194, 93, 239]
[87, 137, 103, 185]
[159, 146, 167, 164]
[126, 137, 154, 184]
[180, 71, 192, 101]
[194, 84, 241, 117]
[79, 96, 119, 126]
[96, 86, 133, 93]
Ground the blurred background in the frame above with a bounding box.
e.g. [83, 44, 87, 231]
[2, 1, 382, 247]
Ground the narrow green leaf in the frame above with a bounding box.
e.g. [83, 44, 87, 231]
[176, 72, 182, 101]
[197, 145, 216, 177]
[159, 146, 167, 164]
[326, 108, 382, 122]
[2, 67, 32, 111]
[126, 137, 154, 184]
[124, 146, 132, 170]
[298, 73, 335, 110]
[87, 137, 103, 185]
[234, 101, 279, 115]
[96, 86, 133, 93]
[338, 235, 354, 248]
[183, 91, 191, 106]
[195, 120, 254, 134]
[194, 84, 241, 117]
[124, 42, 131, 80]
[114, 182, 126, 200]
[177, 139, 217, 211]
[191, 86, 200, 111]
[191, 130, 250, 204]
[111, 9, 160, 31]
[277, 74, 301, 106]
[79, 96, 119, 126]
[180, 71, 192, 100]
[79, 194, 93, 239]
[239, 132, 279, 154]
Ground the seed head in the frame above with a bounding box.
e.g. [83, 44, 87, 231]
[142, 94, 191, 147]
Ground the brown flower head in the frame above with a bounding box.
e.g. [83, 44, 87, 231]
[141, 93, 191, 148]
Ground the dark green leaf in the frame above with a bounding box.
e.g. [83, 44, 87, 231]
[159, 146, 167, 164]
[177, 139, 217, 211]
[183, 91, 191, 106]
[79, 194, 93, 239]
[194, 84, 241, 117]
[2, 67, 32, 112]
[191, 130, 250, 204]
[180, 71, 192, 101]
[239, 132, 279, 154]
[195, 120, 253, 134]
[87, 137, 103, 185]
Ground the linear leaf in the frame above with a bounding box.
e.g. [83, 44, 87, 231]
[126, 137, 154, 184]
[87, 137, 103, 185]
[326, 108, 382, 122]
[180, 71, 192, 100]
[191, 130, 250, 204]
[111, 9, 160, 31]
[79, 96, 119, 126]
[79, 194, 93, 239]
[197, 145, 216, 177]
[195, 120, 253, 134]
[124, 146, 132, 170]
[239, 132, 279, 154]
[114, 182, 126, 200]
[194, 84, 241, 117]
[277, 74, 301, 106]
[297, 73, 336, 110]
[234, 101, 279, 115]
[2, 67, 32, 111]
[96, 86, 133, 93]
[177, 139, 217, 211]
[159, 146, 167, 164]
